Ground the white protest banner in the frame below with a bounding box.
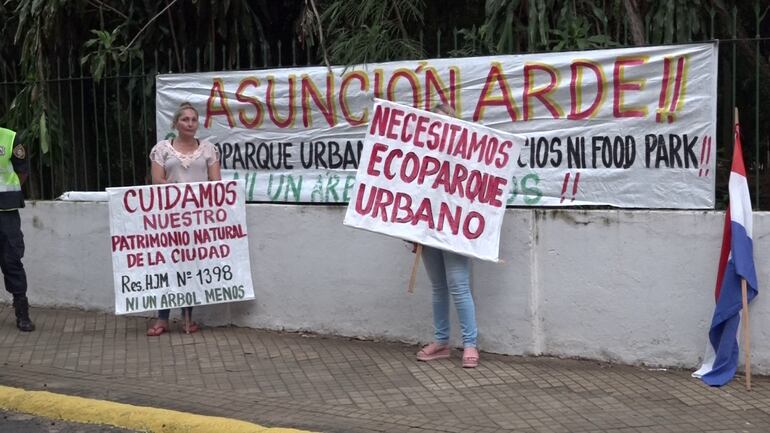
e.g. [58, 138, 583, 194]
[157, 42, 717, 208]
[107, 180, 254, 315]
[343, 100, 523, 262]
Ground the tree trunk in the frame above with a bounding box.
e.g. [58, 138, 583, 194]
[622, 0, 646, 45]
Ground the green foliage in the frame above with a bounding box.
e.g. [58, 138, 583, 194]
[2, 0, 83, 166]
[481, 0, 521, 54]
[0, 0, 767, 206]
[305, 0, 426, 65]
[81, 28, 133, 79]
[74, 0, 273, 76]
[449, 26, 497, 57]
[449, 0, 621, 56]
[646, 0, 704, 44]
[549, 1, 613, 50]
[0, 0, 294, 197]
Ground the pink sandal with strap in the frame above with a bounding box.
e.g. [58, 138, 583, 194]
[462, 347, 479, 368]
[416, 342, 450, 361]
[146, 323, 168, 337]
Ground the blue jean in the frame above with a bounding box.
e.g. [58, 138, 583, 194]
[421, 246, 478, 348]
[158, 307, 193, 321]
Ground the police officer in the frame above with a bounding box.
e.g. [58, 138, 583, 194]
[0, 127, 34, 331]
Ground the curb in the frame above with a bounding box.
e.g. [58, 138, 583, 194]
[0, 385, 314, 433]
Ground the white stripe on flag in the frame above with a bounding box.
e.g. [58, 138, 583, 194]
[728, 173, 752, 237]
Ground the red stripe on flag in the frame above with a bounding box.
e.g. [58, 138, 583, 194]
[715, 121, 747, 301]
[714, 206, 731, 302]
[731, 124, 746, 176]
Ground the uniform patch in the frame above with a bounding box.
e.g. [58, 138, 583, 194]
[0, 147, 5, 156]
[12, 145, 25, 159]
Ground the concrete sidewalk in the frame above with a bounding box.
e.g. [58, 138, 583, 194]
[0, 305, 769, 433]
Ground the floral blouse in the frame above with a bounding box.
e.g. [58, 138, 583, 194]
[149, 139, 220, 183]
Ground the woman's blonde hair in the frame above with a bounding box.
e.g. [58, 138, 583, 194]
[431, 103, 456, 118]
[172, 102, 199, 128]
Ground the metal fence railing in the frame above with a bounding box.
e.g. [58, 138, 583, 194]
[1, 8, 769, 208]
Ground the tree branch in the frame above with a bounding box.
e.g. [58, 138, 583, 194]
[391, 1, 410, 41]
[87, 0, 128, 20]
[124, 0, 179, 51]
[307, 0, 331, 70]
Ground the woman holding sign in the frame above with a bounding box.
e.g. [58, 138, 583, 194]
[415, 104, 480, 368]
[146, 102, 221, 336]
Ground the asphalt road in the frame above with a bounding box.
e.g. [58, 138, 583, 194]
[0, 410, 139, 433]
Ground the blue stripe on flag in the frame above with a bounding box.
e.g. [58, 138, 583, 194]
[702, 221, 757, 386]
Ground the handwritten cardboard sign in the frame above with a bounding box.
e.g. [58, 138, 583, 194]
[108, 180, 254, 314]
[344, 100, 523, 262]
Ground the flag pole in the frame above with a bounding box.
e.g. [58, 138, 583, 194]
[736, 107, 752, 391]
[408, 244, 423, 294]
[741, 279, 752, 390]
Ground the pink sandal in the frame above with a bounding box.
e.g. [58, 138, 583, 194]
[416, 342, 450, 361]
[183, 322, 199, 334]
[146, 323, 168, 337]
[462, 347, 479, 368]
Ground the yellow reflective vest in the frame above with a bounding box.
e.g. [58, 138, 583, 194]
[0, 127, 24, 209]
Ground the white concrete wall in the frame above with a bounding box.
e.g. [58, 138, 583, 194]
[3, 201, 769, 373]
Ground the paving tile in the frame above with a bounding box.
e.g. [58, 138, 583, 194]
[2, 305, 770, 433]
